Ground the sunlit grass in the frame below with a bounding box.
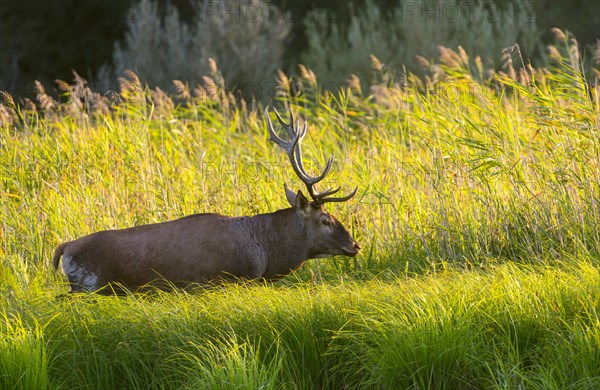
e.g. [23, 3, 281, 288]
[0, 312, 48, 390]
[1, 31, 599, 388]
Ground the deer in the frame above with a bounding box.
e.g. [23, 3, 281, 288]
[52, 108, 360, 294]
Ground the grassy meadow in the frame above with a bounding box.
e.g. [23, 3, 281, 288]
[2, 33, 600, 388]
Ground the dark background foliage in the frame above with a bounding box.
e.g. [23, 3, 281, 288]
[0, 0, 598, 98]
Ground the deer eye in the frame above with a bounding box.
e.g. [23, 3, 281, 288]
[322, 219, 331, 226]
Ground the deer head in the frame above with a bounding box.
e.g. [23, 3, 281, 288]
[266, 108, 360, 258]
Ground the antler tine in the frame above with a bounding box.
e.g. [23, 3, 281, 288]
[307, 155, 333, 185]
[292, 120, 309, 176]
[265, 108, 289, 148]
[273, 107, 295, 138]
[315, 185, 341, 198]
[317, 186, 358, 204]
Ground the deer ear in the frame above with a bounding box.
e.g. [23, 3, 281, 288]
[285, 184, 310, 211]
[294, 190, 310, 211]
[284, 184, 296, 207]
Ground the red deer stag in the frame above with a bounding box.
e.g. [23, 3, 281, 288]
[52, 108, 360, 293]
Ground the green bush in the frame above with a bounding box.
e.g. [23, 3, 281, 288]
[102, 0, 291, 95]
[302, 0, 541, 87]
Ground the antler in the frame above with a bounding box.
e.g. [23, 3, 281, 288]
[265, 107, 357, 205]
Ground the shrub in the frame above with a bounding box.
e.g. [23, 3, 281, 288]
[103, 0, 291, 96]
[301, 0, 542, 87]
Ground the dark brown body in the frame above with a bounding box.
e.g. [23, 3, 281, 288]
[53, 190, 360, 293]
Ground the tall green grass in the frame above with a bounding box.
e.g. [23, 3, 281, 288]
[1, 31, 599, 388]
[1, 262, 599, 388]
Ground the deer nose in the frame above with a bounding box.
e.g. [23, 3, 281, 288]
[353, 242, 361, 252]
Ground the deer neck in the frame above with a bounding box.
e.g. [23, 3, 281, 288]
[251, 208, 310, 279]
